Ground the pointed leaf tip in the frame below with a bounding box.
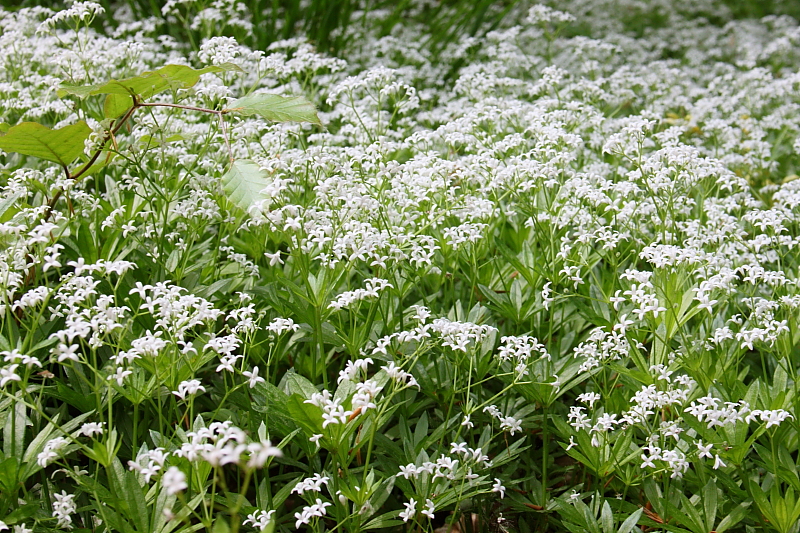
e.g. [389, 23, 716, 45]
[58, 63, 245, 118]
[225, 93, 321, 125]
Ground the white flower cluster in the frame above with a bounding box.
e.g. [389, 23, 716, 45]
[172, 379, 206, 400]
[243, 509, 275, 532]
[428, 317, 497, 353]
[291, 472, 330, 495]
[36, 1, 104, 34]
[51, 491, 76, 529]
[399, 498, 435, 522]
[37, 437, 69, 468]
[497, 335, 551, 377]
[382, 361, 419, 389]
[685, 396, 793, 429]
[289, 473, 333, 528]
[397, 442, 497, 522]
[328, 277, 393, 310]
[572, 327, 630, 373]
[169, 420, 282, 469]
[484, 405, 524, 436]
[266, 316, 300, 335]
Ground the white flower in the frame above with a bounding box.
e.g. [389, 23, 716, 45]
[264, 251, 284, 265]
[78, 422, 106, 438]
[399, 498, 417, 522]
[162, 466, 188, 495]
[696, 441, 713, 459]
[242, 366, 266, 388]
[292, 473, 330, 495]
[492, 478, 506, 498]
[576, 392, 601, 407]
[108, 367, 132, 386]
[294, 498, 331, 528]
[173, 379, 206, 400]
[246, 440, 283, 468]
[244, 510, 275, 532]
[267, 317, 299, 335]
[52, 491, 76, 528]
[54, 343, 80, 363]
[450, 442, 468, 454]
[500, 416, 523, 435]
[421, 499, 435, 519]
[398, 464, 418, 479]
[38, 437, 69, 468]
[0, 365, 21, 387]
[37, 1, 105, 34]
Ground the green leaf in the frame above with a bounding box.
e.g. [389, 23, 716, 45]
[363, 511, 403, 530]
[22, 410, 92, 480]
[2, 503, 37, 524]
[600, 501, 613, 533]
[58, 63, 243, 118]
[618, 509, 643, 533]
[0, 121, 90, 166]
[220, 159, 271, 213]
[715, 501, 750, 533]
[108, 457, 149, 532]
[0, 456, 19, 492]
[59, 64, 243, 99]
[749, 479, 777, 527]
[212, 518, 230, 533]
[0, 191, 21, 223]
[225, 93, 321, 124]
[702, 478, 718, 532]
[280, 371, 318, 400]
[2, 400, 26, 459]
[286, 394, 324, 437]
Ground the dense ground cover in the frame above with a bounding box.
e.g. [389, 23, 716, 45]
[3, 0, 800, 532]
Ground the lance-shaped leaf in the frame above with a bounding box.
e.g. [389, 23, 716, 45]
[58, 63, 243, 118]
[225, 93, 321, 125]
[220, 159, 271, 212]
[0, 121, 90, 166]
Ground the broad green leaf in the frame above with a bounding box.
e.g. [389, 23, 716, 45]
[58, 63, 243, 118]
[286, 394, 324, 437]
[225, 93, 321, 124]
[220, 159, 271, 212]
[280, 371, 318, 400]
[0, 121, 90, 166]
